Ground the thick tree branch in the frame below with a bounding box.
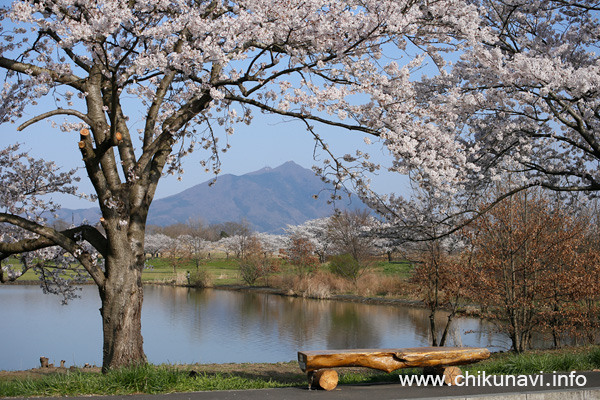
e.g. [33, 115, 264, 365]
[137, 93, 213, 175]
[85, 64, 122, 195]
[0, 224, 108, 259]
[142, 35, 186, 149]
[0, 57, 84, 91]
[101, 85, 137, 177]
[0, 213, 106, 287]
[143, 70, 175, 149]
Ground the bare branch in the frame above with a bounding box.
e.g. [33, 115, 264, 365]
[17, 109, 93, 131]
[225, 94, 381, 136]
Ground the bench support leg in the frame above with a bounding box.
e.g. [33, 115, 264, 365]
[307, 369, 339, 391]
[307, 371, 314, 391]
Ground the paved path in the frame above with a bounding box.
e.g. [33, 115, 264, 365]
[8, 371, 600, 400]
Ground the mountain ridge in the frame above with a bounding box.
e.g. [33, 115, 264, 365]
[52, 161, 366, 233]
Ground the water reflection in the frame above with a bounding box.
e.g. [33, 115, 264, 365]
[0, 285, 504, 371]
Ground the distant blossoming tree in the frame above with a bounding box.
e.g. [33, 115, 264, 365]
[285, 217, 332, 262]
[143, 233, 171, 258]
[179, 234, 211, 268]
[0, 0, 488, 370]
[254, 232, 286, 257]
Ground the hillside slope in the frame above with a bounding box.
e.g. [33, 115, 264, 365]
[53, 161, 366, 233]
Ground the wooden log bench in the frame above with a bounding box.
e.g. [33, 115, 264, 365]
[298, 347, 490, 390]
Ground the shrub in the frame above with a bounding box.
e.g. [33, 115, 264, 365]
[239, 259, 263, 285]
[329, 253, 363, 283]
[238, 236, 273, 285]
[283, 236, 320, 276]
[188, 269, 211, 288]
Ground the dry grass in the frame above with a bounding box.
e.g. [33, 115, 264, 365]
[271, 271, 408, 299]
[174, 272, 188, 285]
[354, 272, 407, 297]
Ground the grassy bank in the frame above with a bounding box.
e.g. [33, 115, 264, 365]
[141, 256, 414, 290]
[1, 347, 599, 397]
[3, 256, 416, 300]
[0, 364, 298, 397]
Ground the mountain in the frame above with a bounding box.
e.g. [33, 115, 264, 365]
[52, 161, 367, 233]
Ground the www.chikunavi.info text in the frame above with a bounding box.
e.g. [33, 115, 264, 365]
[399, 371, 587, 387]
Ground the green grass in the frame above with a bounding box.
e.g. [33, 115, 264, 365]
[463, 346, 600, 375]
[3, 348, 599, 397]
[0, 364, 421, 397]
[0, 257, 86, 281]
[4, 256, 415, 288]
[376, 261, 414, 278]
[141, 257, 243, 285]
[1, 255, 245, 285]
[0, 365, 294, 397]
[203, 259, 243, 285]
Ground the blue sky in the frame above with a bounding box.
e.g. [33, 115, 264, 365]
[1, 102, 410, 210]
[0, 0, 412, 211]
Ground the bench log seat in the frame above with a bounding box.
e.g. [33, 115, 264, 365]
[298, 347, 490, 390]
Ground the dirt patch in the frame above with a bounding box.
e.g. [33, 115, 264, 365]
[186, 362, 305, 384]
[176, 362, 387, 385]
[0, 366, 101, 381]
[0, 362, 386, 384]
[0, 362, 304, 383]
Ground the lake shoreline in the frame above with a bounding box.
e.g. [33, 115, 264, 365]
[206, 283, 434, 309]
[2, 279, 473, 315]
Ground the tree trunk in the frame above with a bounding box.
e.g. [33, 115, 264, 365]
[99, 255, 146, 371]
[429, 310, 439, 346]
[439, 313, 455, 347]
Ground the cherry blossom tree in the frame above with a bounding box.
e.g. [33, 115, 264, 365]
[285, 217, 332, 262]
[143, 233, 171, 258]
[326, 209, 376, 263]
[0, 0, 485, 370]
[445, 0, 600, 195]
[218, 235, 239, 259]
[254, 232, 285, 257]
[179, 234, 211, 269]
[374, 1, 600, 227]
[218, 221, 252, 258]
[0, 143, 95, 302]
[372, 234, 402, 262]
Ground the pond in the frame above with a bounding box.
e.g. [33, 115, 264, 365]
[0, 285, 506, 371]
